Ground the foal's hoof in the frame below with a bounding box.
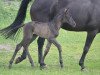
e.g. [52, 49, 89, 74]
[8, 64, 12, 69]
[40, 63, 47, 70]
[80, 65, 85, 71]
[81, 66, 85, 71]
[79, 62, 85, 71]
[31, 64, 34, 68]
[15, 57, 21, 64]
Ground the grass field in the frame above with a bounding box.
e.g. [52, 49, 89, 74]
[0, 1, 100, 75]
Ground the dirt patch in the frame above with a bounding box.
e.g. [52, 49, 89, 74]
[0, 44, 12, 51]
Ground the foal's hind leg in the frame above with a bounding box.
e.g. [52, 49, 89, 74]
[79, 30, 98, 70]
[23, 45, 34, 67]
[22, 34, 37, 67]
[27, 50, 34, 67]
[40, 41, 52, 68]
[9, 43, 22, 69]
[15, 49, 27, 64]
[49, 38, 63, 68]
[15, 34, 37, 64]
[42, 41, 52, 62]
[25, 34, 38, 67]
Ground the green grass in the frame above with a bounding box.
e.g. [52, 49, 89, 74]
[0, 1, 100, 75]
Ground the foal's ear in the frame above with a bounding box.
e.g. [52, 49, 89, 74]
[64, 8, 69, 14]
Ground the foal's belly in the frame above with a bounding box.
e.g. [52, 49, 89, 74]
[33, 25, 53, 38]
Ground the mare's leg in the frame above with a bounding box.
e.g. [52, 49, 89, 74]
[40, 41, 52, 68]
[37, 37, 45, 64]
[15, 34, 37, 64]
[49, 38, 63, 68]
[79, 30, 98, 70]
[9, 43, 22, 69]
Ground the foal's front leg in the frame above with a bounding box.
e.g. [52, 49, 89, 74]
[49, 38, 63, 68]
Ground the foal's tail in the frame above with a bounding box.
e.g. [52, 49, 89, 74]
[0, 0, 31, 39]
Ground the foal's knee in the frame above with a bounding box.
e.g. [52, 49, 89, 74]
[57, 44, 62, 52]
[15, 44, 22, 52]
[21, 53, 27, 59]
[83, 46, 89, 54]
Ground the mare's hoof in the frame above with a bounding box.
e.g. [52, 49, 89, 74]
[60, 64, 64, 68]
[15, 57, 21, 64]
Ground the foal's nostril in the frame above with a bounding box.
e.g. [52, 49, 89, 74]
[71, 18, 76, 27]
[73, 21, 76, 27]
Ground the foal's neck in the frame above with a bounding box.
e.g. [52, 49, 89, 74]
[52, 19, 62, 31]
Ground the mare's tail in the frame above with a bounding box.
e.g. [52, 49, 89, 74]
[0, 0, 31, 39]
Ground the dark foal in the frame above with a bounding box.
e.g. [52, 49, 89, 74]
[8, 8, 76, 68]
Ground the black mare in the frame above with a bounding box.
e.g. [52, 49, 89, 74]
[1, 0, 100, 70]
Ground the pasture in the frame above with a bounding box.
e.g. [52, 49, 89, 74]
[0, 0, 100, 75]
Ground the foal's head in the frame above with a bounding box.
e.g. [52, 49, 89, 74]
[54, 8, 76, 27]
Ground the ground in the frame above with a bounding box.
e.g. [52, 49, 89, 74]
[0, 30, 100, 75]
